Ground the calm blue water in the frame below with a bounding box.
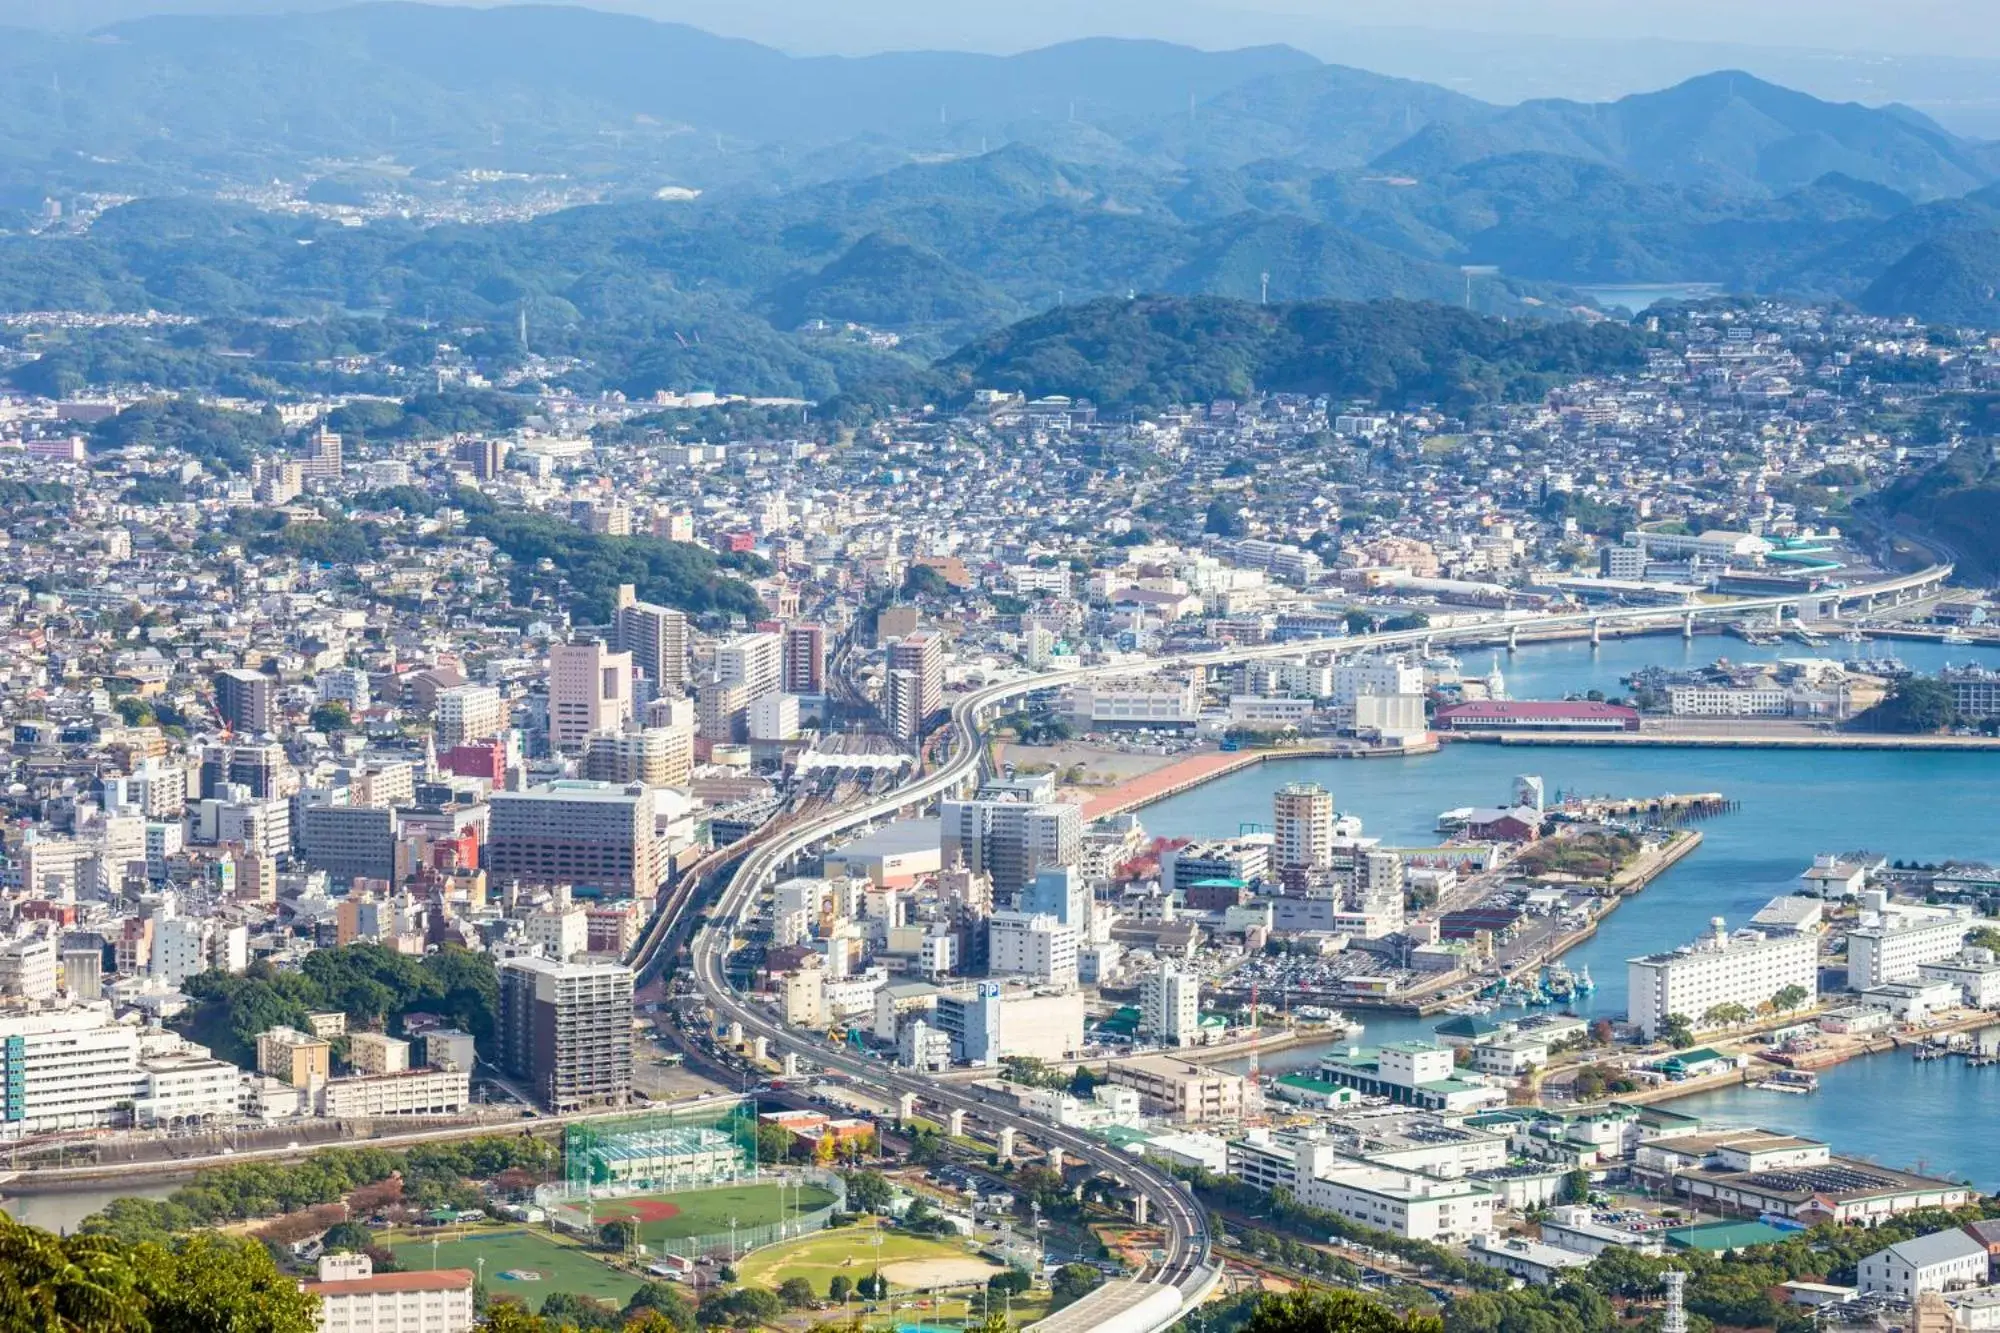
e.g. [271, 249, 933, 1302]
[1577, 282, 1725, 313]
[1157, 634, 2000, 1184]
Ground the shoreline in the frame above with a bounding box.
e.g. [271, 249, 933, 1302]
[1452, 731, 2000, 751]
[1076, 737, 1439, 821]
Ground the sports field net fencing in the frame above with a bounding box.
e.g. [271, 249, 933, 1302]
[552, 1099, 763, 1200]
[540, 1168, 849, 1262]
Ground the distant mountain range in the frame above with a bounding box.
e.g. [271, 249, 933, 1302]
[3, 2, 2000, 362]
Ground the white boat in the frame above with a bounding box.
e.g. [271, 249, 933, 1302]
[1943, 629, 1974, 645]
[1841, 629, 1868, 644]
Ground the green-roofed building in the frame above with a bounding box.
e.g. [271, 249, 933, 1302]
[1665, 1220, 1797, 1253]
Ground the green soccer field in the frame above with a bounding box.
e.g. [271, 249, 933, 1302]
[388, 1228, 642, 1305]
[592, 1181, 840, 1244]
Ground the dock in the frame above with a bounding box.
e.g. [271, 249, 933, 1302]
[1075, 736, 1438, 821]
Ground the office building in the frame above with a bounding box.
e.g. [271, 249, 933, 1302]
[1105, 1053, 1246, 1124]
[885, 631, 944, 741]
[1141, 960, 1201, 1048]
[1273, 782, 1334, 878]
[319, 1069, 471, 1120]
[0, 935, 59, 1000]
[487, 781, 664, 898]
[1299, 1166, 1496, 1244]
[782, 623, 827, 695]
[434, 684, 507, 748]
[548, 641, 634, 751]
[716, 631, 783, 702]
[302, 1253, 476, 1333]
[497, 956, 634, 1113]
[986, 912, 1078, 988]
[583, 727, 694, 788]
[299, 804, 396, 886]
[1627, 918, 1818, 1040]
[215, 668, 276, 734]
[940, 796, 1082, 900]
[613, 586, 689, 694]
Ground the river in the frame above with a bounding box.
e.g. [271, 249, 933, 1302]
[1141, 632, 2000, 1185]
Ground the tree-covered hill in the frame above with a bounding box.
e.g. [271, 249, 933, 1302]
[931, 294, 1652, 411]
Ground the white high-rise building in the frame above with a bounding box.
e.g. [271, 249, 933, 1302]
[987, 912, 1078, 989]
[1141, 960, 1201, 1048]
[1627, 918, 1817, 1039]
[716, 632, 783, 702]
[435, 684, 507, 748]
[0, 935, 59, 1000]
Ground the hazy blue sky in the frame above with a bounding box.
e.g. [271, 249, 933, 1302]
[3, 0, 1996, 59]
[6, 0, 2000, 129]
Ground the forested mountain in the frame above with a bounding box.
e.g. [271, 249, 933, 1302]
[929, 295, 1654, 411]
[2, 2, 1999, 387]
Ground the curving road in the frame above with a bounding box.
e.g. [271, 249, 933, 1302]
[642, 562, 1951, 1325]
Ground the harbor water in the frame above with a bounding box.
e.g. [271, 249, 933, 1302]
[1147, 633, 2000, 1185]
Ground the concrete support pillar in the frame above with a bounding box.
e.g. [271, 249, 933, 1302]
[1047, 1147, 1064, 1175]
[726, 1021, 744, 1046]
[1133, 1195, 1150, 1226]
[1507, 625, 1520, 653]
[896, 1091, 917, 1126]
[783, 1052, 800, 1078]
[1589, 618, 1602, 647]
[751, 1035, 769, 1063]
[1422, 636, 1435, 656]
[948, 1108, 967, 1139]
[997, 1126, 1016, 1160]
[1682, 612, 1695, 640]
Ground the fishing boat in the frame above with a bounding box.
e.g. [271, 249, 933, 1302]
[1841, 629, 1868, 644]
[1573, 966, 1595, 996]
[1944, 628, 1974, 645]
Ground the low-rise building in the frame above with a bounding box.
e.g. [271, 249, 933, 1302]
[301, 1253, 475, 1333]
[318, 1069, 471, 1119]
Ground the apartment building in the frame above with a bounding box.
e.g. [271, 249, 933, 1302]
[612, 587, 689, 694]
[1627, 918, 1818, 1039]
[434, 684, 507, 748]
[583, 727, 693, 788]
[885, 630, 944, 741]
[939, 796, 1081, 899]
[1273, 782, 1334, 876]
[985, 911, 1078, 988]
[1140, 960, 1201, 1048]
[319, 1069, 471, 1119]
[496, 956, 634, 1113]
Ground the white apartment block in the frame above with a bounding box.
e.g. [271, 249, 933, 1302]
[1627, 918, 1818, 1039]
[1140, 960, 1201, 1047]
[434, 684, 507, 747]
[1847, 907, 1973, 990]
[527, 906, 589, 962]
[1296, 1164, 1497, 1243]
[986, 912, 1078, 988]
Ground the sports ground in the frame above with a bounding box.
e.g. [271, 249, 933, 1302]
[734, 1226, 1001, 1297]
[590, 1180, 839, 1244]
[387, 1228, 641, 1305]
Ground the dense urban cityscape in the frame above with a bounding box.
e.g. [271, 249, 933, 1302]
[10, 6, 2000, 1333]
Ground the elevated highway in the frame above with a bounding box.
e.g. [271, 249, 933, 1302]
[639, 562, 1951, 1330]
